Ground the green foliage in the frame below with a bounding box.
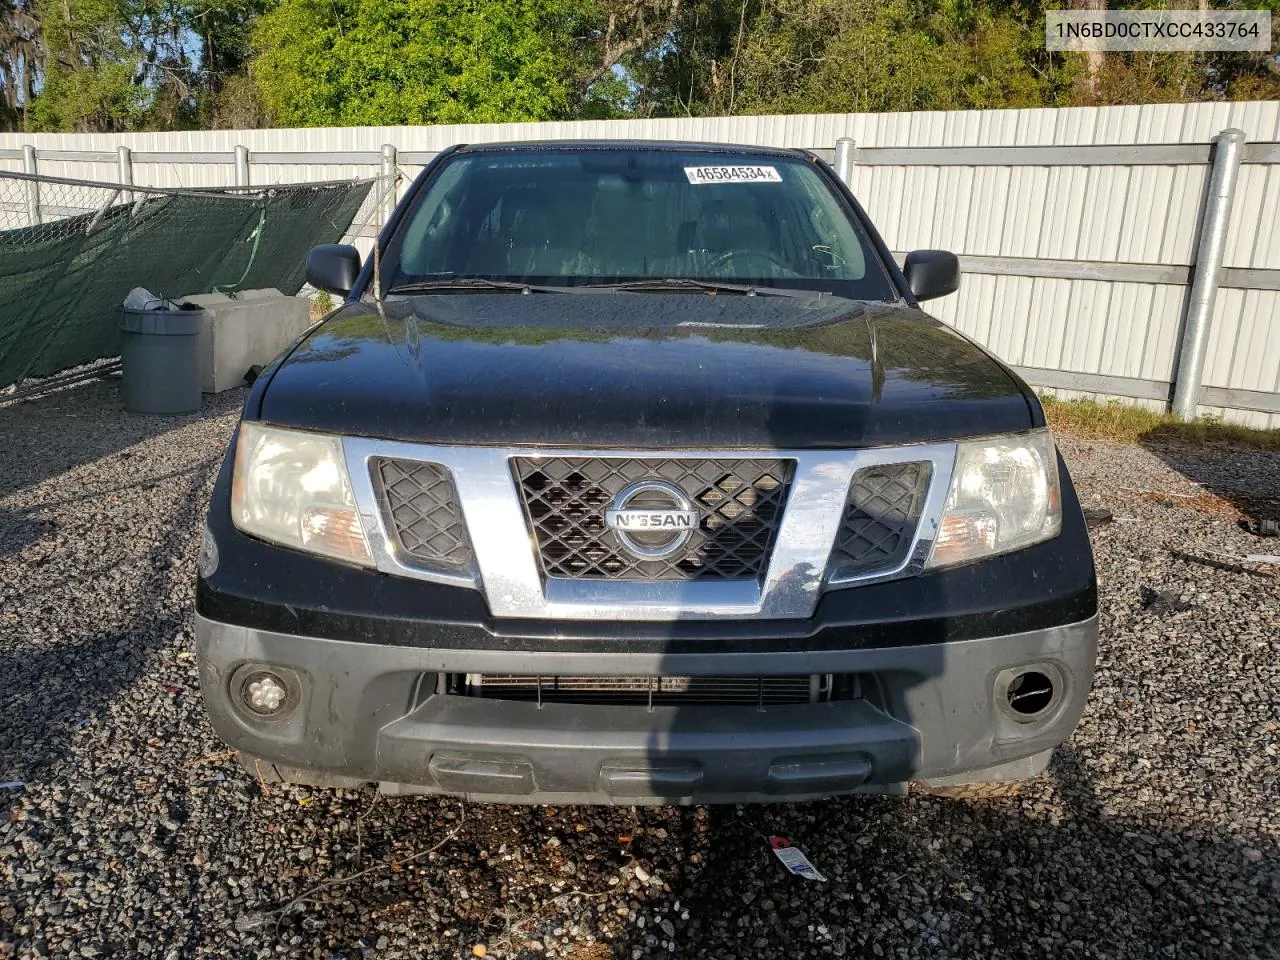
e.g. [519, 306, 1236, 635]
[7, 0, 1279, 132]
[30, 0, 199, 131]
[633, 0, 1280, 117]
[576, 68, 635, 119]
[1040, 394, 1280, 453]
[252, 0, 588, 127]
[31, 58, 151, 132]
[639, 0, 1065, 116]
[193, 0, 277, 125]
[19, 0, 277, 131]
[309, 289, 334, 319]
[34, 0, 131, 129]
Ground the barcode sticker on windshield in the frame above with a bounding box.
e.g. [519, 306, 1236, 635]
[684, 165, 782, 185]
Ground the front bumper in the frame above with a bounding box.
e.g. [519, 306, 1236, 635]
[196, 613, 1097, 804]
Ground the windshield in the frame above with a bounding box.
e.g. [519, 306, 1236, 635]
[385, 147, 898, 299]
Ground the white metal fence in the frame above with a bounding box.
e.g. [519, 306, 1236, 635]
[2, 102, 1278, 425]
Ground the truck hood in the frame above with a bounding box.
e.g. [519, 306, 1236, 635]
[259, 294, 1031, 448]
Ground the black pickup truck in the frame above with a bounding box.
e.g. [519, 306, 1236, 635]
[196, 141, 1097, 804]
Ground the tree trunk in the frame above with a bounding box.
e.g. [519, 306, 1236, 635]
[1071, 0, 1106, 97]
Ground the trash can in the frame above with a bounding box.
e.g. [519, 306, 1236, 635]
[119, 305, 204, 414]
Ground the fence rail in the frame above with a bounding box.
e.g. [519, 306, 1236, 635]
[2, 103, 1278, 424]
[858, 143, 1215, 165]
[13, 138, 1280, 168]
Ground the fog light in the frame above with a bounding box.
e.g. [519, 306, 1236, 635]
[1006, 670, 1055, 717]
[242, 672, 288, 715]
[993, 663, 1064, 725]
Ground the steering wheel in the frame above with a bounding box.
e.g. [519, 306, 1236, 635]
[706, 249, 795, 275]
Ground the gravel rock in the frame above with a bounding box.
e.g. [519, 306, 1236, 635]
[1, 384, 1276, 959]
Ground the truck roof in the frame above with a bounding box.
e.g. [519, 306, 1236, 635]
[452, 139, 811, 159]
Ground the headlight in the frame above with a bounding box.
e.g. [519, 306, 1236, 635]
[927, 429, 1061, 569]
[231, 422, 373, 566]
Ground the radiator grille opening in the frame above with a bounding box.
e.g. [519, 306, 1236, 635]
[512, 457, 794, 581]
[460, 674, 845, 707]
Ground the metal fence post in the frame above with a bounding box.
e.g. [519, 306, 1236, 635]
[380, 143, 397, 228]
[22, 144, 40, 225]
[234, 145, 250, 187]
[834, 137, 856, 185]
[1171, 127, 1246, 421]
[117, 145, 133, 205]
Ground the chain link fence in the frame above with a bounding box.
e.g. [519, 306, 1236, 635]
[0, 171, 380, 390]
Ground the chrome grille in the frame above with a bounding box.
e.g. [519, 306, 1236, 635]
[465, 674, 830, 706]
[829, 461, 932, 580]
[512, 457, 793, 580]
[373, 458, 472, 571]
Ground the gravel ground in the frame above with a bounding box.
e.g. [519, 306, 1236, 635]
[1, 381, 1277, 960]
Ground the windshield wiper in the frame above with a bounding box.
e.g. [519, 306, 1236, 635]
[582, 278, 824, 298]
[387, 278, 569, 295]
[388, 277, 842, 299]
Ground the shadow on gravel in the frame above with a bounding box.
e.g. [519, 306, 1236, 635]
[0, 462, 216, 783]
[636, 747, 1278, 958]
[0, 379, 220, 556]
[256, 748, 1276, 959]
[1137, 434, 1280, 533]
[0, 380, 223, 784]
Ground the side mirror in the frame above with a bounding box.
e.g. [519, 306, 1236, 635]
[903, 250, 960, 302]
[306, 244, 362, 296]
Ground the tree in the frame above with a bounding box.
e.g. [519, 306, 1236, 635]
[9, 0, 1279, 132]
[191, 0, 275, 126]
[250, 0, 689, 126]
[624, 0, 755, 116]
[635, 0, 1065, 117]
[1065, 0, 1280, 106]
[251, 0, 578, 126]
[29, 0, 281, 131]
[1071, 0, 1105, 98]
[31, 0, 200, 131]
[632, 0, 1280, 118]
[32, 0, 149, 131]
[0, 0, 41, 129]
[573, 0, 682, 102]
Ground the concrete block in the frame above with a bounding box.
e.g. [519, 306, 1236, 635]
[183, 289, 312, 393]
